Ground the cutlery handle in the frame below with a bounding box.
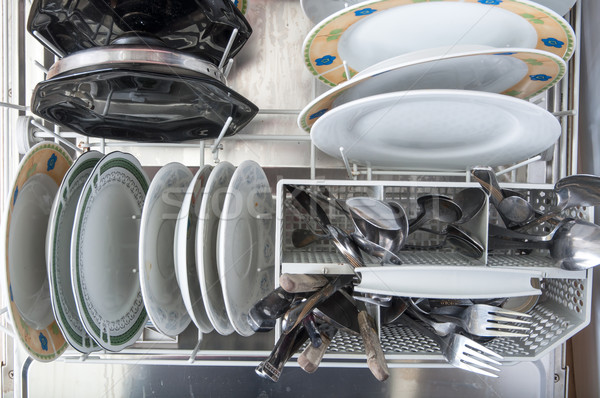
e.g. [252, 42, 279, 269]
[358, 310, 389, 381]
[279, 273, 329, 293]
[256, 325, 309, 382]
[281, 280, 338, 334]
[248, 287, 297, 332]
[298, 328, 336, 373]
[302, 314, 323, 348]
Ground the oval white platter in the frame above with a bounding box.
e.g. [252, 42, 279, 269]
[174, 165, 214, 333]
[196, 161, 236, 335]
[303, 0, 575, 86]
[311, 89, 561, 171]
[2, 142, 72, 361]
[299, 45, 566, 131]
[139, 162, 193, 338]
[218, 160, 275, 337]
[47, 150, 103, 353]
[71, 151, 150, 351]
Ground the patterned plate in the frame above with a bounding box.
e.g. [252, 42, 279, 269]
[47, 150, 103, 353]
[299, 46, 566, 131]
[3, 142, 72, 361]
[71, 152, 150, 351]
[303, 0, 575, 86]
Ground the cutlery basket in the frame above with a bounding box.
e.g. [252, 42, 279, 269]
[275, 180, 593, 363]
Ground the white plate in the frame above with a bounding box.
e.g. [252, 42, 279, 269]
[218, 160, 275, 337]
[47, 150, 102, 353]
[71, 151, 150, 351]
[303, 0, 575, 86]
[298, 46, 566, 131]
[139, 163, 193, 338]
[301, 0, 364, 24]
[174, 165, 214, 333]
[196, 161, 236, 335]
[2, 142, 72, 361]
[311, 90, 561, 171]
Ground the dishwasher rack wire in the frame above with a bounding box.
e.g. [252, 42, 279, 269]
[0, 0, 584, 396]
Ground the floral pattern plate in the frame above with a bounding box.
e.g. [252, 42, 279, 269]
[139, 163, 193, 338]
[3, 142, 72, 361]
[311, 89, 561, 170]
[299, 46, 566, 131]
[218, 160, 275, 337]
[173, 165, 214, 334]
[196, 161, 236, 335]
[71, 152, 150, 351]
[47, 150, 102, 354]
[303, 0, 575, 86]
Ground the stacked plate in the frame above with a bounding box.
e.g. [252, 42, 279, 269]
[298, 0, 576, 171]
[27, 0, 258, 142]
[3, 144, 275, 361]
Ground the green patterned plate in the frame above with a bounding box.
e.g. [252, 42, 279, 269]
[47, 151, 103, 353]
[3, 142, 72, 361]
[303, 0, 575, 86]
[71, 152, 150, 352]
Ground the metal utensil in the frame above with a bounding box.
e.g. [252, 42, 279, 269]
[400, 313, 503, 378]
[471, 167, 534, 226]
[517, 174, 600, 230]
[256, 325, 309, 382]
[408, 194, 462, 233]
[248, 286, 297, 332]
[453, 188, 487, 224]
[489, 219, 600, 270]
[430, 304, 532, 338]
[346, 197, 405, 231]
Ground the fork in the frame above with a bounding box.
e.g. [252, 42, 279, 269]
[430, 304, 532, 338]
[400, 313, 503, 378]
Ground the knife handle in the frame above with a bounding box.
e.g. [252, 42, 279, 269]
[248, 286, 296, 332]
[281, 280, 338, 334]
[280, 273, 329, 293]
[256, 325, 309, 382]
[302, 314, 322, 348]
[298, 328, 336, 373]
[358, 310, 390, 381]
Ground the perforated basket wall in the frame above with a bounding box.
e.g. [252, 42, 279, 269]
[276, 180, 592, 363]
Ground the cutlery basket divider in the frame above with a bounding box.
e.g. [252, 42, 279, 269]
[275, 179, 593, 363]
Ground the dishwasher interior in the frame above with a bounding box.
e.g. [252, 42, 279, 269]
[0, 0, 589, 396]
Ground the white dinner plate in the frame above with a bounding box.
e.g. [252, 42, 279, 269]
[311, 90, 561, 171]
[71, 151, 150, 351]
[196, 161, 236, 335]
[174, 165, 214, 333]
[139, 162, 193, 338]
[298, 45, 566, 131]
[47, 150, 102, 353]
[218, 160, 275, 337]
[2, 142, 72, 361]
[303, 0, 575, 86]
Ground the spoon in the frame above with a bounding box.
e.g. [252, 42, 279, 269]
[489, 219, 600, 270]
[518, 174, 600, 230]
[452, 188, 487, 224]
[471, 167, 534, 226]
[408, 194, 462, 234]
[346, 197, 405, 231]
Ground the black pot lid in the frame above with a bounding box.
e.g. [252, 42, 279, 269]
[31, 47, 258, 143]
[27, 0, 252, 64]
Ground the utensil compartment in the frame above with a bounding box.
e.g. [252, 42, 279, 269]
[276, 180, 592, 363]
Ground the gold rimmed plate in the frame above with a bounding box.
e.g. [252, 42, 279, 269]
[303, 0, 575, 86]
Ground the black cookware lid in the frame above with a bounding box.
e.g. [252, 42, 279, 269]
[27, 0, 252, 64]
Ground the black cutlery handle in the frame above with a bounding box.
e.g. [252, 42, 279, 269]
[248, 286, 296, 332]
